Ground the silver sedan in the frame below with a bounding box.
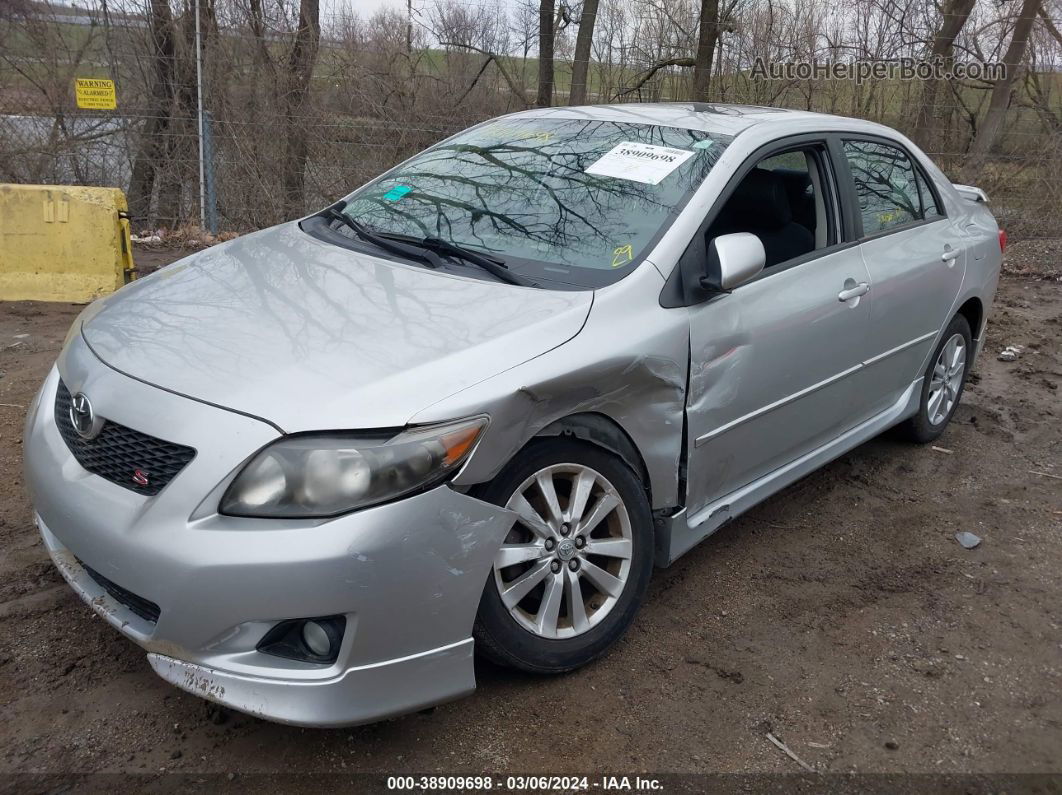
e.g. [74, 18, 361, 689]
[23, 103, 1003, 726]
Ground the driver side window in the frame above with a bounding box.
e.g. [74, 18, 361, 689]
[705, 145, 835, 270]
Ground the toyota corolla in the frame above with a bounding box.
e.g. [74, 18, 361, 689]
[23, 103, 1002, 726]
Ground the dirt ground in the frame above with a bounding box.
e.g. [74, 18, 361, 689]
[0, 241, 1059, 785]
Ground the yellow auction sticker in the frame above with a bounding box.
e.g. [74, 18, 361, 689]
[75, 78, 117, 110]
[611, 244, 634, 268]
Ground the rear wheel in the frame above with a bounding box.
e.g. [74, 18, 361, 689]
[899, 314, 972, 443]
[473, 440, 653, 673]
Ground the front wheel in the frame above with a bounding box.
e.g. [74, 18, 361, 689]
[899, 314, 972, 443]
[473, 440, 654, 673]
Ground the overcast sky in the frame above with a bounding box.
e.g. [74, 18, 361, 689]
[326, 0, 432, 18]
[324, 0, 518, 21]
[354, 0, 406, 13]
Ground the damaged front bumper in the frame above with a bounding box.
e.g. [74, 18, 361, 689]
[25, 362, 516, 727]
[35, 490, 510, 728]
[146, 639, 474, 728]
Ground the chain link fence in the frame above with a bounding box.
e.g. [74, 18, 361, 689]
[0, 110, 474, 232]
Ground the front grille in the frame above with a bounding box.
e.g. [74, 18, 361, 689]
[54, 380, 196, 496]
[79, 560, 161, 624]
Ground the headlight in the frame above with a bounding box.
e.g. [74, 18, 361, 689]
[219, 417, 488, 518]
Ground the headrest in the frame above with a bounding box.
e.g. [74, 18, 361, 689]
[772, 168, 812, 202]
[725, 168, 792, 229]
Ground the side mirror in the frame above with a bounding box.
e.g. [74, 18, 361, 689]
[701, 232, 765, 293]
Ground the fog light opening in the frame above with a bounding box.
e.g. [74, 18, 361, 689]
[302, 620, 331, 657]
[256, 615, 346, 665]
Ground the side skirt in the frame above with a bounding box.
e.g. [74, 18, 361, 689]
[657, 378, 922, 566]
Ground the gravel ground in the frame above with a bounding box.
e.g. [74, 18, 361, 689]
[0, 242, 1058, 787]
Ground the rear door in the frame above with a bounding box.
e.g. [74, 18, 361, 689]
[837, 138, 967, 420]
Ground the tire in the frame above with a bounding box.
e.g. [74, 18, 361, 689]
[898, 314, 972, 443]
[472, 439, 654, 674]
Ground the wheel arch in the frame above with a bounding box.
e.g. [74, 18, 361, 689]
[532, 412, 653, 508]
[956, 296, 984, 340]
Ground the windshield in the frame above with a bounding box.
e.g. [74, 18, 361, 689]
[338, 117, 732, 288]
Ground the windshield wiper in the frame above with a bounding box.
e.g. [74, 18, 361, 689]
[322, 203, 538, 287]
[366, 230, 537, 288]
[417, 237, 537, 287]
[320, 204, 444, 269]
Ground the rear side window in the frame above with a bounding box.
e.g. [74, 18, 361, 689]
[915, 168, 942, 219]
[842, 140, 922, 235]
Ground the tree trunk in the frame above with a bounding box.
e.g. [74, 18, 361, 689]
[536, 0, 555, 108]
[156, 1, 203, 227]
[247, 0, 277, 83]
[692, 0, 720, 102]
[406, 0, 413, 54]
[911, 0, 976, 151]
[281, 0, 321, 218]
[568, 0, 599, 105]
[962, 0, 1042, 180]
[127, 0, 176, 225]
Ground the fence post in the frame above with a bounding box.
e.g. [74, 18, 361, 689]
[194, 0, 205, 230]
[203, 110, 218, 235]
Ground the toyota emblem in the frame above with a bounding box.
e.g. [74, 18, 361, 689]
[69, 392, 101, 440]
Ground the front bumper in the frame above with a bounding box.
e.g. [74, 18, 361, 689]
[24, 341, 515, 727]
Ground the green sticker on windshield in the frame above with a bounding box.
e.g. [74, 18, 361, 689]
[693, 140, 715, 150]
[383, 185, 412, 201]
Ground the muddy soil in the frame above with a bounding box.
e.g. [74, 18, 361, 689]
[0, 242, 1058, 783]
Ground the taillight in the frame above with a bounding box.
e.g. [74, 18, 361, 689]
[998, 229, 1007, 252]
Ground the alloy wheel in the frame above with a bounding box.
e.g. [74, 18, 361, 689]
[492, 463, 633, 640]
[927, 332, 966, 425]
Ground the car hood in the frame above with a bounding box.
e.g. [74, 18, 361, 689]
[81, 223, 593, 431]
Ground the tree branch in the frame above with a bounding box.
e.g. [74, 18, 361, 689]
[440, 41, 530, 107]
[613, 57, 696, 100]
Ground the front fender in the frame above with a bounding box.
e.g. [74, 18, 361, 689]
[412, 263, 690, 510]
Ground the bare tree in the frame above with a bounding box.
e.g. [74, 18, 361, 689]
[536, 0, 557, 106]
[963, 0, 1043, 179]
[911, 0, 977, 150]
[569, 0, 600, 104]
[692, 0, 720, 101]
[511, 0, 540, 70]
[591, 0, 631, 99]
[127, 0, 178, 222]
[281, 0, 321, 216]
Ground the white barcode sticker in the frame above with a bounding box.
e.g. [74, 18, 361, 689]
[585, 141, 695, 185]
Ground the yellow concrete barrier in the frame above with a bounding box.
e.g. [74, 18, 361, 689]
[0, 184, 136, 303]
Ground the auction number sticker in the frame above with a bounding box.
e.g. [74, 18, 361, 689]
[585, 141, 694, 185]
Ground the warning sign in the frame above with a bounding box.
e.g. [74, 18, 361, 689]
[75, 78, 117, 110]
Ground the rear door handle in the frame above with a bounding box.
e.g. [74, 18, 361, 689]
[838, 282, 869, 302]
[942, 248, 960, 262]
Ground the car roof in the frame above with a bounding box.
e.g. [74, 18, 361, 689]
[506, 102, 889, 138]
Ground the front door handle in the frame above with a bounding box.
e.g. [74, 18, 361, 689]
[838, 282, 870, 302]
[942, 248, 960, 262]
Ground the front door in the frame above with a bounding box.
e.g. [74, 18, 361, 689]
[685, 248, 872, 519]
[683, 141, 871, 521]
